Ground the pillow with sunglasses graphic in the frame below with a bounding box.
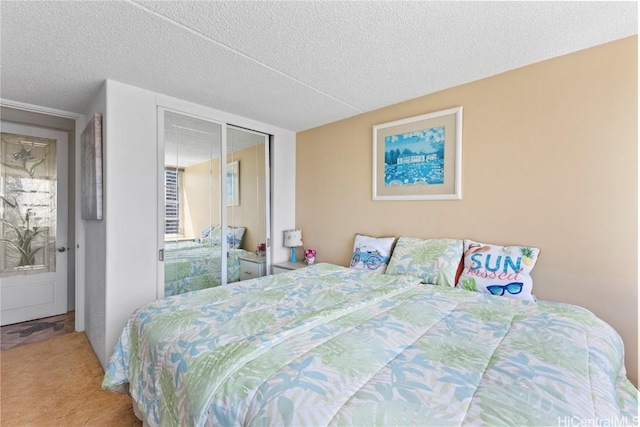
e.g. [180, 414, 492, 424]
[456, 239, 540, 302]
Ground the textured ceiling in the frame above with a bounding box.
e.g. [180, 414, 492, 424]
[1, 1, 637, 132]
[164, 111, 266, 167]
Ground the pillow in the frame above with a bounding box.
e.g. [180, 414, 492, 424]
[209, 225, 222, 243]
[197, 225, 221, 244]
[197, 225, 213, 243]
[349, 234, 395, 273]
[227, 226, 246, 249]
[385, 237, 463, 287]
[456, 239, 540, 301]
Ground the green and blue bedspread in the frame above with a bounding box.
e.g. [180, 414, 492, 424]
[164, 242, 253, 296]
[103, 263, 638, 426]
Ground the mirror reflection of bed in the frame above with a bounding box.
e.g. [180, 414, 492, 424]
[162, 110, 269, 296]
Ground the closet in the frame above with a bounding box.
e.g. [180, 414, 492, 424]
[158, 109, 270, 297]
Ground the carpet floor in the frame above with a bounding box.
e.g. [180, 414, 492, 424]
[1, 332, 141, 426]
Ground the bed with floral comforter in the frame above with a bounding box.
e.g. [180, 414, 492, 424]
[103, 263, 638, 426]
[164, 241, 254, 296]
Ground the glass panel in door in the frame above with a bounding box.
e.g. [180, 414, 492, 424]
[162, 111, 223, 296]
[1, 133, 56, 274]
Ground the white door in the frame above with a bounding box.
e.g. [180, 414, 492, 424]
[0, 122, 68, 325]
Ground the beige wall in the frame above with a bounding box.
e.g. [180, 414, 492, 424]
[184, 144, 266, 251]
[183, 161, 220, 239]
[296, 37, 638, 385]
[228, 143, 267, 251]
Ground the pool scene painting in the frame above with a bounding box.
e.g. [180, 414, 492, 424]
[384, 126, 445, 186]
[372, 106, 461, 201]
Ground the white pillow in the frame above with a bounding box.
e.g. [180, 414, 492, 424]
[197, 224, 218, 244]
[456, 239, 540, 301]
[227, 227, 246, 249]
[349, 234, 395, 274]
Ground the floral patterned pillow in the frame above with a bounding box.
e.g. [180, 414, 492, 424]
[385, 237, 463, 287]
[456, 239, 540, 301]
[349, 234, 395, 274]
[209, 225, 222, 243]
[196, 224, 220, 246]
[197, 225, 218, 244]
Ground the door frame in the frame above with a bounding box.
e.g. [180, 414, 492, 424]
[0, 121, 69, 325]
[0, 98, 85, 331]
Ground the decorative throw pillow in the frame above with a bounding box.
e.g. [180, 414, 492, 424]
[197, 225, 213, 243]
[227, 227, 246, 248]
[349, 234, 395, 273]
[456, 239, 540, 301]
[209, 225, 222, 244]
[385, 237, 463, 287]
[198, 225, 221, 244]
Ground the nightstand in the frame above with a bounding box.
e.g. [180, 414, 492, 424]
[239, 254, 266, 281]
[272, 261, 308, 275]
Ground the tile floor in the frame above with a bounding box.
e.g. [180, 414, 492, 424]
[0, 311, 75, 350]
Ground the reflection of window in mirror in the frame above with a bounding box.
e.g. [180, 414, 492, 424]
[164, 111, 222, 245]
[164, 167, 185, 240]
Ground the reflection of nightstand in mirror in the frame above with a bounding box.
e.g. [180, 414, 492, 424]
[273, 261, 308, 275]
[239, 254, 266, 281]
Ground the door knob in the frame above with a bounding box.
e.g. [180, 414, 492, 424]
[56, 247, 68, 253]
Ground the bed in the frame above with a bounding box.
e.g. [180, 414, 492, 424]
[103, 263, 638, 426]
[164, 226, 252, 296]
[164, 241, 254, 296]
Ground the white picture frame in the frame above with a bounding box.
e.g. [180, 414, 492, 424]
[226, 160, 240, 206]
[372, 106, 462, 201]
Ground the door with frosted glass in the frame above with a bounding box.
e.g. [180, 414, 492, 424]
[0, 122, 68, 325]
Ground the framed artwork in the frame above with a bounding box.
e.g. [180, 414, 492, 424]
[81, 113, 103, 219]
[372, 106, 462, 201]
[226, 160, 240, 206]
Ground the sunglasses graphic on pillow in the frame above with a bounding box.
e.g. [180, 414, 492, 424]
[486, 282, 523, 296]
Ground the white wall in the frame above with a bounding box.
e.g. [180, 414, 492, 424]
[270, 134, 296, 264]
[102, 81, 159, 368]
[89, 80, 296, 368]
[82, 83, 107, 365]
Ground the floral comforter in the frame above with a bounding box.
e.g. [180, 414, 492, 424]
[164, 242, 253, 296]
[103, 263, 638, 426]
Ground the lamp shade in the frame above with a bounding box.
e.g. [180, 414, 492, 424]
[283, 229, 303, 247]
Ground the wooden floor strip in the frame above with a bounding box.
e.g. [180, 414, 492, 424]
[1, 311, 76, 351]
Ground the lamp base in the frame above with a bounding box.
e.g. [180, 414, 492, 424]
[290, 247, 297, 263]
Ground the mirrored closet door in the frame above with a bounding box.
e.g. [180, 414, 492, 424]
[227, 127, 270, 282]
[158, 109, 270, 298]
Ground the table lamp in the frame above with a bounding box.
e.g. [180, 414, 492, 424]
[283, 229, 303, 263]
